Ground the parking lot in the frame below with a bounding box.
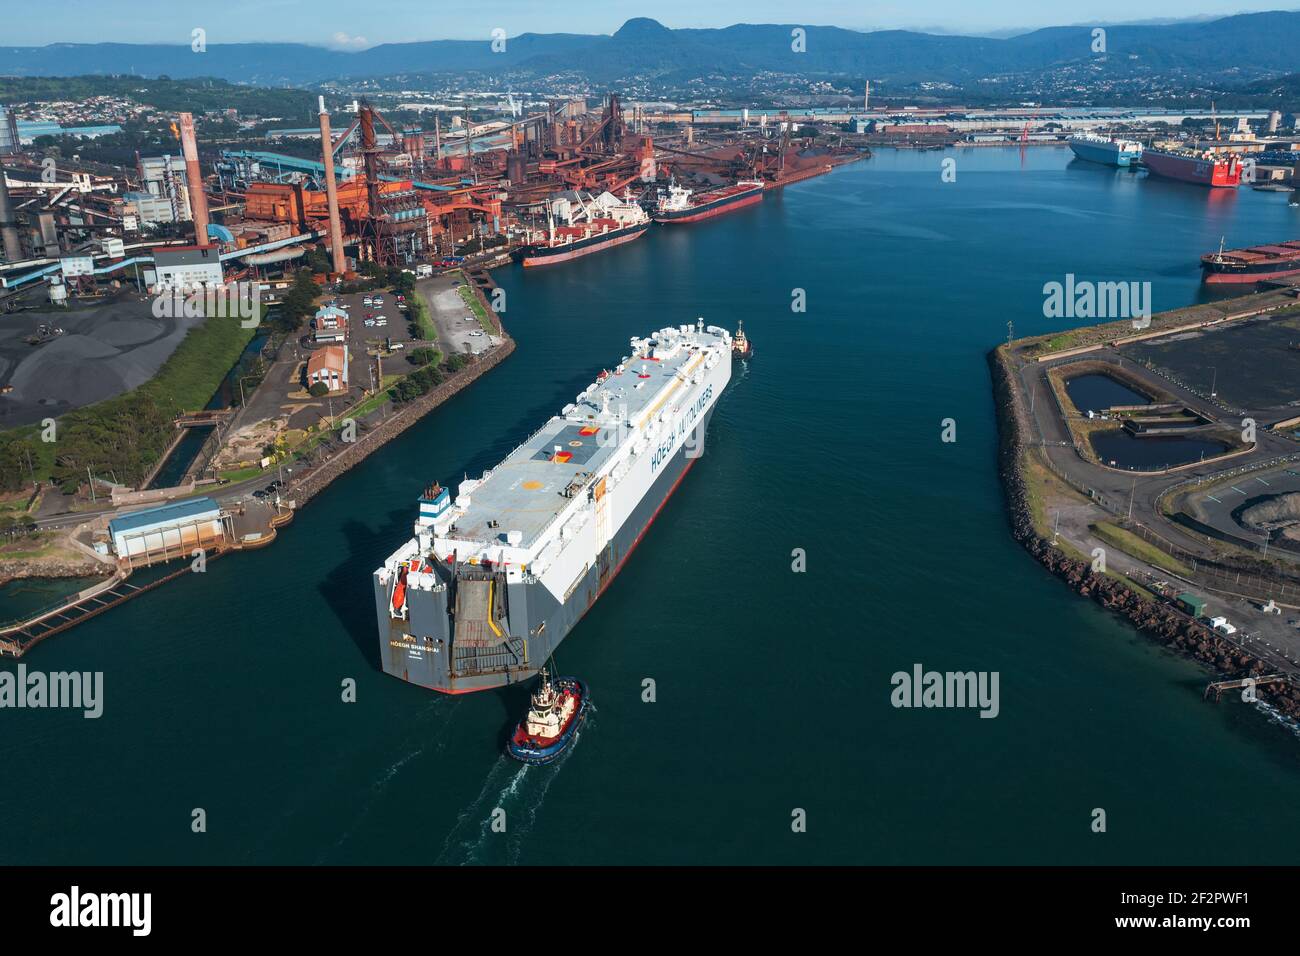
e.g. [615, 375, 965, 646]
[415, 273, 497, 358]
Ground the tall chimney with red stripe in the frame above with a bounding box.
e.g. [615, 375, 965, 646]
[178, 112, 210, 246]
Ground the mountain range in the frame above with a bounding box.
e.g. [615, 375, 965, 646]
[2, 12, 1299, 88]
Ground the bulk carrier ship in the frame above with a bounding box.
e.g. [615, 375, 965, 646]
[1201, 237, 1300, 283]
[518, 189, 650, 266]
[652, 179, 765, 223]
[373, 322, 734, 693]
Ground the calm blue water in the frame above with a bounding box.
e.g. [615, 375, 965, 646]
[2, 147, 1299, 865]
[1065, 373, 1151, 413]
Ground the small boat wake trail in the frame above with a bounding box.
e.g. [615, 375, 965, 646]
[436, 705, 595, 865]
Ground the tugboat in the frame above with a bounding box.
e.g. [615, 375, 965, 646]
[732, 320, 753, 359]
[506, 669, 589, 765]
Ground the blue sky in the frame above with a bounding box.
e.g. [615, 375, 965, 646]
[5, 0, 1295, 45]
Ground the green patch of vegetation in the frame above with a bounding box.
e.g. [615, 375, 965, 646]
[0, 76, 317, 120]
[388, 364, 445, 404]
[276, 268, 322, 332]
[218, 467, 264, 483]
[407, 294, 436, 341]
[406, 347, 441, 368]
[455, 278, 494, 334]
[1091, 521, 1193, 577]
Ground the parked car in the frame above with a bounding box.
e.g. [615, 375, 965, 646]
[363, 296, 373, 306]
[373, 296, 384, 305]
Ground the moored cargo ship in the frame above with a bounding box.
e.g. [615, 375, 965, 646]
[1142, 146, 1241, 187]
[373, 322, 735, 693]
[519, 189, 651, 266]
[653, 179, 764, 223]
[1067, 132, 1143, 167]
[1201, 237, 1300, 283]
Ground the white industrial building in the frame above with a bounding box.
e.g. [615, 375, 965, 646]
[151, 245, 224, 289]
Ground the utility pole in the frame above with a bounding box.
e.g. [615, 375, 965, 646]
[86, 465, 96, 503]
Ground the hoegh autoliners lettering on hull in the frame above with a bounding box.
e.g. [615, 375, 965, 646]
[373, 322, 734, 693]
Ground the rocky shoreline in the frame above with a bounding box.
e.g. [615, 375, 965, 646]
[989, 345, 1300, 722]
[0, 555, 111, 589]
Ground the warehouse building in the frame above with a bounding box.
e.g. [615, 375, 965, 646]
[108, 497, 229, 565]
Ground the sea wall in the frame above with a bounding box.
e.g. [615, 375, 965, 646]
[989, 344, 1300, 721]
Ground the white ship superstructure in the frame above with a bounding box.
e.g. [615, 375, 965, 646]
[373, 322, 733, 692]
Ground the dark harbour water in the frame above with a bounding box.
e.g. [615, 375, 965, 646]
[3, 147, 1300, 865]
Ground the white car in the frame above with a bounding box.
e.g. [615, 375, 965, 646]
[373, 296, 384, 305]
[363, 296, 373, 306]
[469, 330, 484, 337]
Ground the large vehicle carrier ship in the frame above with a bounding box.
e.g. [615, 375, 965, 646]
[373, 322, 734, 693]
[1067, 132, 1143, 167]
[1141, 145, 1241, 187]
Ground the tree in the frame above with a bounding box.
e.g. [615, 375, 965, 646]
[309, 381, 330, 397]
[277, 268, 320, 331]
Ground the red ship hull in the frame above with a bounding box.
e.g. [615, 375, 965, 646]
[521, 222, 649, 266]
[1143, 149, 1240, 187]
[1201, 239, 1300, 283]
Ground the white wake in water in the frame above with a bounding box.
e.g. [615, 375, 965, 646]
[437, 705, 595, 865]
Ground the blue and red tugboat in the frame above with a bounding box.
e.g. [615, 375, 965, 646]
[506, 669, 589, 765]
[732, 320, 752, 359]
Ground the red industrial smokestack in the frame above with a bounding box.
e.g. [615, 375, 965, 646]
[178, 112, 211, 246]
[318, 96, 346, 275]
